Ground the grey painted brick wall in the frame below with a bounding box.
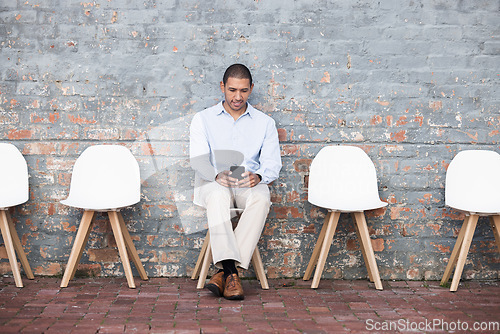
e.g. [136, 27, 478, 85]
[0, 0, 499, 281]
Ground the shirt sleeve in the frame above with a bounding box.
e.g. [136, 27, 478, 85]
[189, 113, 217, 181]
[254, 118, 282, 184]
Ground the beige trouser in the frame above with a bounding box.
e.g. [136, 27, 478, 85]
[198, 181, 270, 270]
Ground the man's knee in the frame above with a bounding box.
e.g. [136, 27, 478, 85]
[205, 187, 231, 207]
[247, 188, 271, 208]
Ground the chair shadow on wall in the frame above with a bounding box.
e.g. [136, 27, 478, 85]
[135, 115, 269, 281]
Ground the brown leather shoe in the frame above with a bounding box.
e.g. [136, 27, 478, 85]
[206, 271, 225, 297]
[223, 273, 244, 300]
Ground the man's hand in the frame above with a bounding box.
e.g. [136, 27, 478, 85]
[216, 170, 261, 188]
[237, 171, 261, 188]
[215, 170, 238, 187]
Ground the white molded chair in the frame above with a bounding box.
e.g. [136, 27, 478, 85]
[60, 145, 148, 288]
[303, 146, 387, 290]
[441, 150, 500, 292]
[191, 208, 269, 290]
[0, 143, 34, 287]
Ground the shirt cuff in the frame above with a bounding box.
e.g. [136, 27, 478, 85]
[254, 169, 270, 184]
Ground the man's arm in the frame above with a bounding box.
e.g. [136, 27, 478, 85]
[253, 118, 282, 184]
[237, 118, 281, 188]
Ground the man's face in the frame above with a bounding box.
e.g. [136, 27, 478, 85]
[220, 77, 254, 114]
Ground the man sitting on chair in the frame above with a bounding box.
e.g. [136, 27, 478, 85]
[189, 64, 282, 300]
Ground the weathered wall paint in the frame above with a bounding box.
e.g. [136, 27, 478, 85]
[0, 1, 498, 280]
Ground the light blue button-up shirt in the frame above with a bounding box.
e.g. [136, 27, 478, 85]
[190, 101, 282, 186]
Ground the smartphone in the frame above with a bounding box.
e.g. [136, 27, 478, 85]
[230, 165, 245, 180]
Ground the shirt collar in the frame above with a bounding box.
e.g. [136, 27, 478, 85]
[216, 101, 254, 118]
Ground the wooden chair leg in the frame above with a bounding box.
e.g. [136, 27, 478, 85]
[68, 211, 95, 281]
[441, 216, 469, 286]
[0, 210, 23, 287]
[5, 210, 34, 280]
[450, 214, 478, 292]
[352, 213, 374, 283]
[353, 212, 383, 290]
[197, 233, 212, 289]
[253, 252, 262, 282]
[191, 231, 210, 280]
[60, 210, 94, 288]
[311, 211, 340, 289]
[251, 247, 269, 290]
[303, 211, 331, 281]
[193, 230, 269, 290]
[117, 212, 148, 281]
[108, 211, 135, 289]
[490, 215, 500, 254]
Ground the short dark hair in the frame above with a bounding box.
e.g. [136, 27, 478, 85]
[222, 64, 253, 86]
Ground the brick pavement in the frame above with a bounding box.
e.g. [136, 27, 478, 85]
[0, 276, 499, 333]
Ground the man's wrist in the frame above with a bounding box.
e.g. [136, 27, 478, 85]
[256, 173, 262, 182]
[215, 172, 221, 181]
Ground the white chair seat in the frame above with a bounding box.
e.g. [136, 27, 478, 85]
[0, 143, 29, 209]
[60, 145, 147, 289]
[313, 200, 387, 213]
[303, 145, 386, 290]
[441, 150, 500, 291]
[0, 143, 34, 287]
[59, 198, 139, 212]
[61, 145, 140, 211]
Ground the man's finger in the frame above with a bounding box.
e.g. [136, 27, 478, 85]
[238, 176, 256, 188]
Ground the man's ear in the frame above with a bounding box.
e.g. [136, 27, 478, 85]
[249, 83, 254, 94]
[220, 81, 225, 92]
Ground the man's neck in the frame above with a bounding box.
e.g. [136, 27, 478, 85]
[223, 101, 247, 121]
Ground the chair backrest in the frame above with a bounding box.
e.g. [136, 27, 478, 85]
[308, 145, 387, 212]
[61, 145, 140, 210]
[0, 143, 29, 208]
[445, 150, 500, 214]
